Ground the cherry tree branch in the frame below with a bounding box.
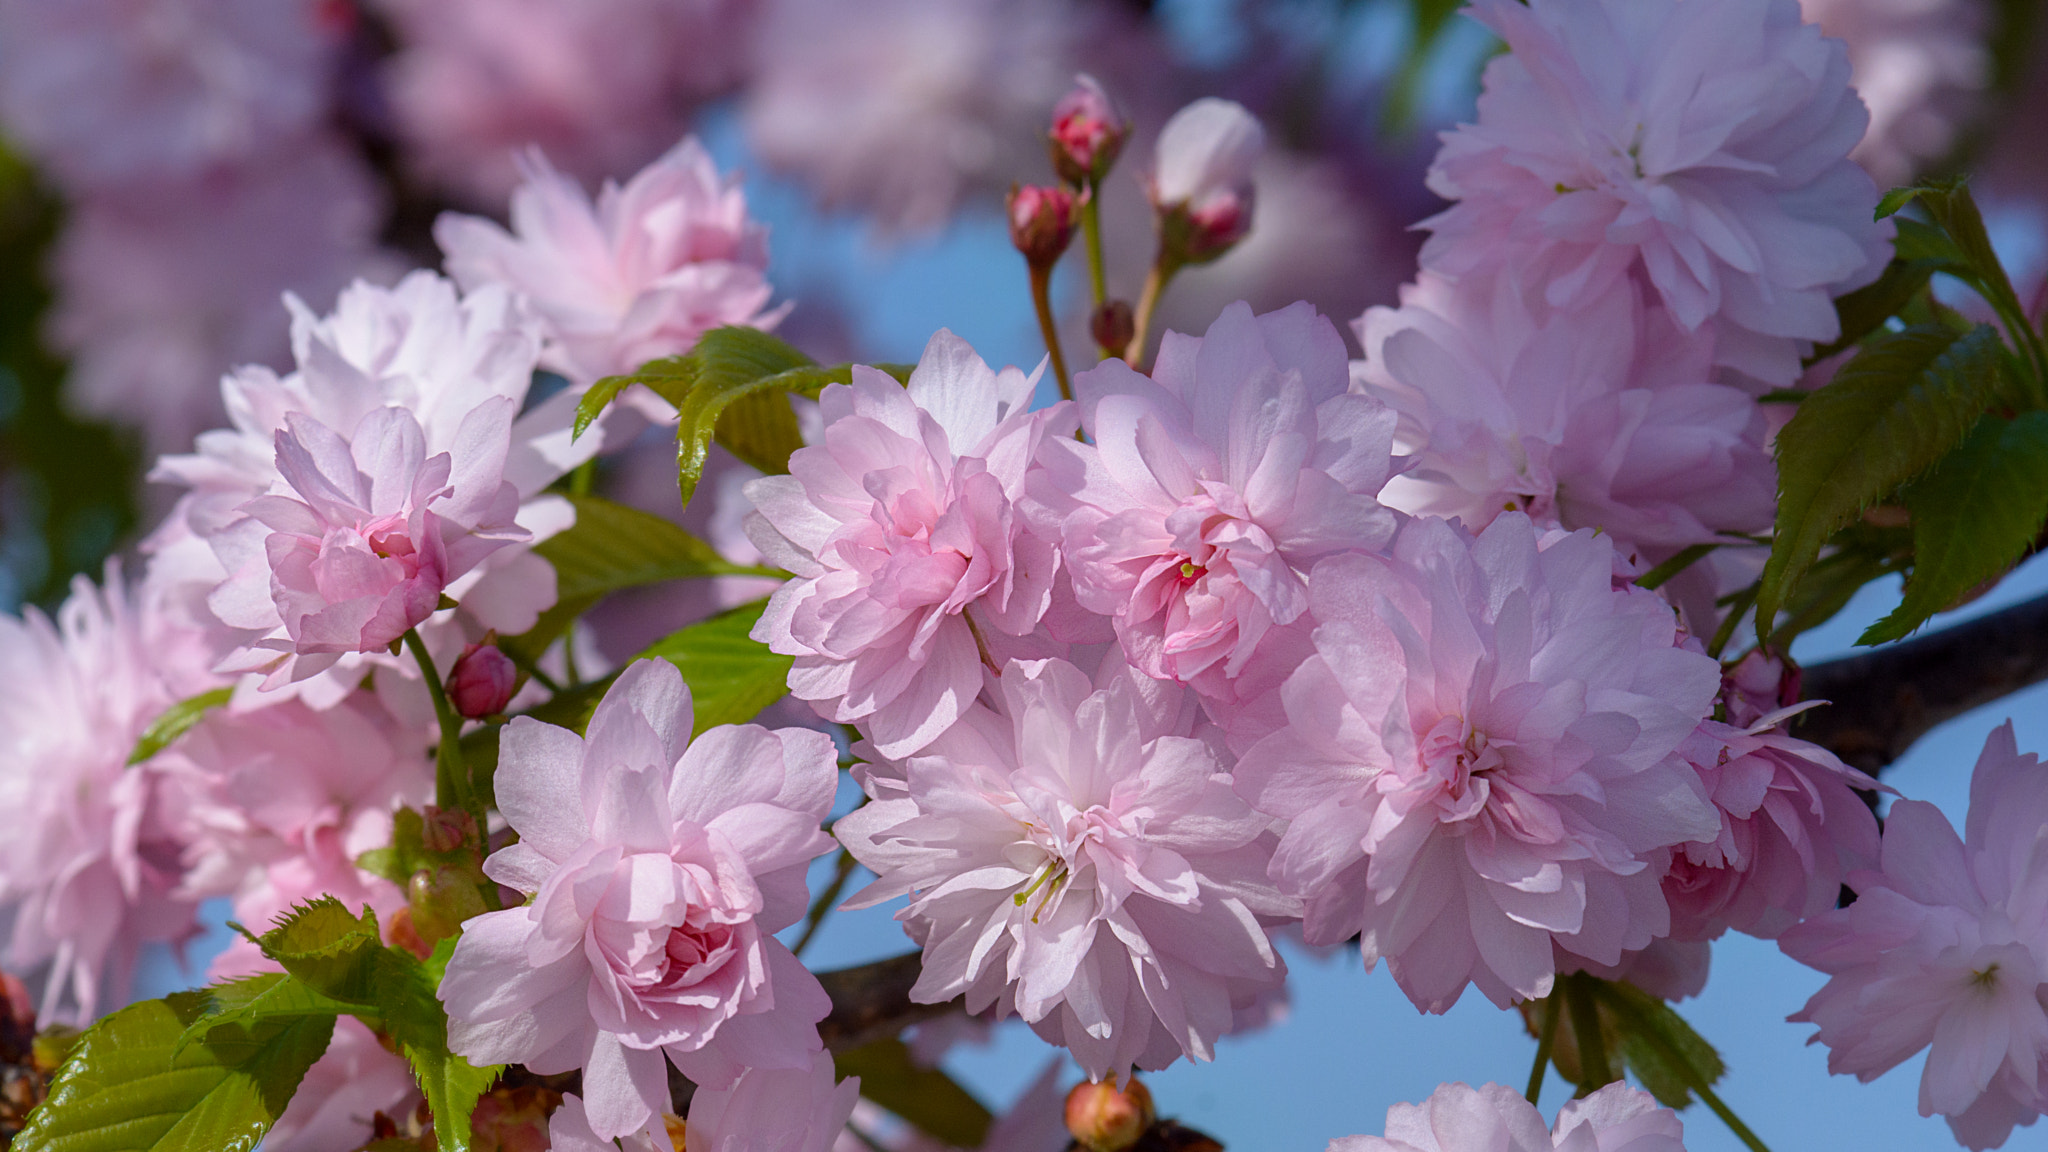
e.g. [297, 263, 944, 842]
[815, 952, 961, 1052]
[1796, 590, 2048, 774]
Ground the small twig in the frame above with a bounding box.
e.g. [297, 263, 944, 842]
[1029, 264, 1074, 403]
[791, 849, 860, 958]
[1525, 994, 1561, 1105]
[1123, 256, 1179, 370]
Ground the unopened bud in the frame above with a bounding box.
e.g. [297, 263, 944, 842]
[1049, 74, 1128, 186]
[1065, 1078, 1153, 1152]
[421, 804, 479, 854]
[448, 641, 517, 719]
[1091, 299, 1134, 354]
[1008, 184, 1081, 271]
[409, 864, 488, 945]
[1151, 98, 1262, 267]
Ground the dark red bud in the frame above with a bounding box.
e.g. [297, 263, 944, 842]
[448, 642, 517, 719]
[1091, 299, 1135, 355]
[1049, 75, 1128, 186]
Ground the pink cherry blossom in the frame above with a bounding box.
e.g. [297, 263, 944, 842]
[373, 0, 752, 206]
[0, 567, 219, 1022]
[744, 331, 1073, 757]
[685, 1050, 860, 1152]
[437, 137, 782, 389]
[1664, 712, 1882, 942]
[834, 655, 1296, 1081]
[1780, 722, 2048, 1149]
[438, 658, 839, 1139]
[1031, 301, 1398, 704]
[1418, 0, 1891, 390]
[1355, 271, 1774, 560]
[1328, 1081, 1689, 1152]
[208, 403, 528, 686]
[1235, 513, 1723, 1013]
[546, 1093, 677, 1152]
[46, 136, 388, 454]
[0, 0, 335, 190]
[740, 0, 1075, 233]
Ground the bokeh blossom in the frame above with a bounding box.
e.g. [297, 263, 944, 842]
[1236, 514, 1722, 1012]
[1329, 1081, 1689, 1152]
[836, 656, 1296, 1081]
[1781, 722, 2048, 1149]
[1800, 0, 1989, 186]
[439, 658, 839, 1139]
[744, 331, 1072, 757]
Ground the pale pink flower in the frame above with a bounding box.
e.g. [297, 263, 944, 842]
[0, 567, 219, 1022]
[1031, 301, 1398, 703]
[48, 136, 387, 454]
[684, 1051, 860, 1152]
[1150, 98, 1263, 258]
[0, 0, 333, 189]
[1800, 0, 1989, 186]
[744, 331, 1072, 757]
[373, 0, 753, 206]
[1328, 1081, 1688, 1152]
[1563, 937, 1712, 1003]
[207, 402, 528, 685]
[1235, 514, 1723, 1012]
[740, 0, 1075, 233]
[438, 658, 839, 1139]
[437, 137, 782, 389]
[1419, 0, 1891, 390]
[1354, 271, 1775, 559]
[1664, 712, 1882, 942]
[835, 656, 1295, 1081]
[1780, 722, 2048, 1149]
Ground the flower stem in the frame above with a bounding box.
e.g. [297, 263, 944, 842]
[791, 849, 859, 958]
[1124, 255, 1180, 370]
[1029, 264, 1074, 403]
[1081, 190, 1108, 312]
[1695, 1082, 1773, 1152]
[1563, 973, 1614, 1094]
[1526, 993, 1562, 1105]
[404, 628, 472, 818]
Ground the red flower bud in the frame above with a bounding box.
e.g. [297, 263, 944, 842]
[1065, 1078, 1154, 1152]
[1008, 184, 1082, 271]
[1049, 74, 1128, 186]
[1090, 299, 1135, 354]
[448, 641, 517, 719]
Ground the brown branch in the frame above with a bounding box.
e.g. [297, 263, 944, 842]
[1796, 590, 2048, 774]
[814, 952, 960, 1053]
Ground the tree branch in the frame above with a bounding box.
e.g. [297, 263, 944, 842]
[1797, 590, 2048, 773]
[815, 952, 960, 1052]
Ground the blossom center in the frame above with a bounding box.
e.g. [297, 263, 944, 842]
[1419, 714, 1505, 822]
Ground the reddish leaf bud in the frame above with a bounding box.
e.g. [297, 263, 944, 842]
[1049, 74, 1129, 186]
[409, 864, 488, 946]
[1009, 184, 1081, 271]
[421, 804, 480, 853]
[1091, 299, 1135, 354]
[448, 641, 517, 719]
[1065, 1078, 1154, 1152]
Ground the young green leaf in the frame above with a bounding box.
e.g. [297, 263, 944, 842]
[1591, 980, 1727, 1110]
[1862, 412, 2048, 644]
[1805, 256, 1947, 365]
[13, 991, 334, 1152]
[832, 1038, 992, 1148]
[378, 938, 501, 1152]
[175, 974, 358, 1054]
[537, 493, 768, 605]
[576, 356, 695, 440]
[125, 687, 233, 766]
[1757, 323, 2009, 634]
[638, 599, 793, 734]
[256, 899, 385, 1005]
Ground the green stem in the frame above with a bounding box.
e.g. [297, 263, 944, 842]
[1029, 264, 1074, 403]
[1123, 255, 1180, 371]
[1081, 190, 1108, 313]
[1526, 994, 1562, 1105]
[791, 849, 859, 958]
[1563, 973, 1614, 1095]
[1695, 1082, 1773, 1152]
[403, 629, 501, 913]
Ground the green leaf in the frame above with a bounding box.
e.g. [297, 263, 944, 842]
[1806, 257, 1944, 365]
[1757, 324, 2009, 633]
[717, 387, 810, 475]
[1861, 412, 2048, 643]
[175, 975, 357, 1054]
[537, 493, 764, 606]
[1875, 185, 1925, 219]
[1765, 521, 1913, 650]
[577, 357, 695, 440]
[126, 688, 233, 766]
[1590, 980, 1726, 1111]
[673, 327, 820, 506]
[832, 1039, 991, 1148]
[14, 992, 334, 1152]
[256, 899, 385, 1005]
[638, 599, 793, 733]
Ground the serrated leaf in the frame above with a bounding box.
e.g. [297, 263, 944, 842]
[126, 687, 232, 766]
[14, 992, 334, 1152]
[1591, 980, 1726, 1110]
[257, 899, 384, 1004]
[638, 599, 793, 733]
[717, 387, 809, 475]
[537, 493, 764, 605]
[175, 975, 356, 1054]
[1757, 324, 2009, 633]
[577, 357, 695, 440]
[1766, 521, 1913, 649]
[1862, 412, 2048, 644]
[1806, 257, 1946, 364]
[376, 939, 500, 1152]
[832, 1039, 991, 1148]
[1875, 185, 1925, 219]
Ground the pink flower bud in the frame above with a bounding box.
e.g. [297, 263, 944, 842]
[1151, 98, 1262, 267]
[448, 641, 517, 719]
[1049, 74, 1128, 186]
[1090, 299, 1134, 353]
[1065, 1078, 1153, 1152]
[421, 804, 480, 854]
[1008, 184, 1081, 271]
